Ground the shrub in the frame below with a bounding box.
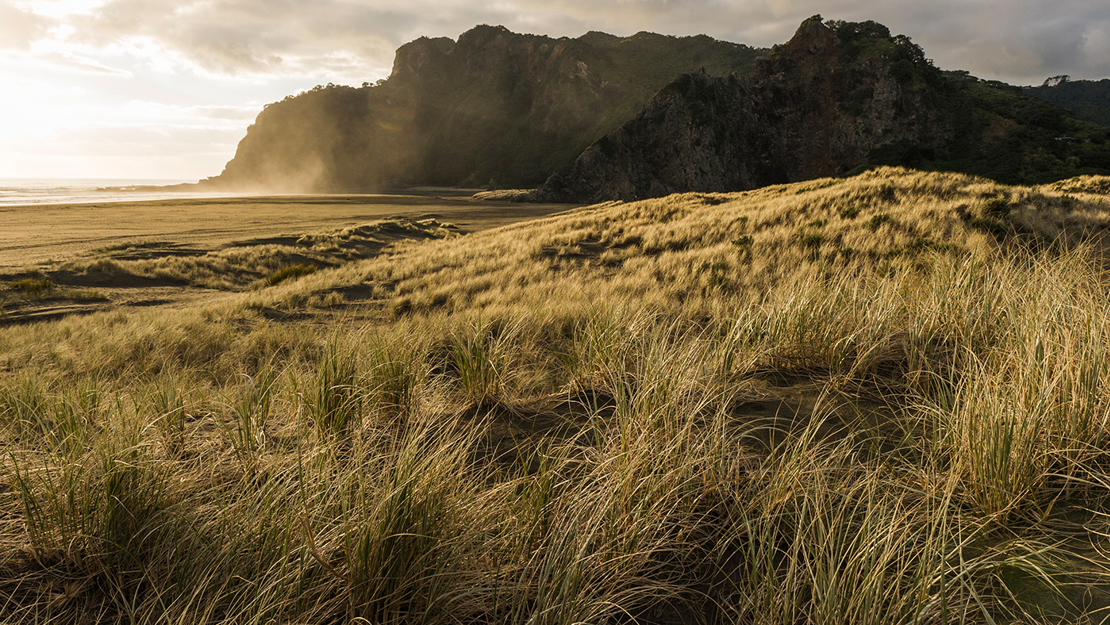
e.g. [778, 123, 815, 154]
[839, 204, 863, 219]
[865, 213, 893, 231]
[9, 278, 53, 296]
[265, 264, 316, 287]
[799, 232, 824, 249]
[699, 260, 731, 289]
[970, 216, 1008, 236]
[731, 235, 754, 250]
[983, 197, 1012, 217]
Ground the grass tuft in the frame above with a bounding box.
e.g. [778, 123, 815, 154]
[8, 278, 54, 296]
[265, 263, 317, 287]
[302, 339, 361, 439]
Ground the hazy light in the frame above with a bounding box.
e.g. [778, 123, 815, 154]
[1, 0, 1107, 179]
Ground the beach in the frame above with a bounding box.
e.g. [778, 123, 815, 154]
[0, 193, 574, 269]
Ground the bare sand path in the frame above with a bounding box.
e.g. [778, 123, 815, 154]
[0, 193, 577, 268]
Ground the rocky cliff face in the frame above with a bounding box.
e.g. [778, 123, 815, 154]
[535, 18, 949, 202]
[204, 26, 764, 192]
[535, 17, 1110, 203]
[205, 18, 1110, 196]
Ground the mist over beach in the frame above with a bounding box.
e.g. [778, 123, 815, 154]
[0, 178, 213, 206]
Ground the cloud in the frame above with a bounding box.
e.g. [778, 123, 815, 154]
[190, 104, 260, 121]
[38, 51, 132, 75]
[68, 0, 406, 78]
[6, 0, 1110, 178]
[50, 0, 1108, 85]
[0, 123, 244, 179]
[0, 1, 55, 50]
[848, 0, 1110, 83]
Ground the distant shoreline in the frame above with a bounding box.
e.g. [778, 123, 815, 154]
[95, 182, 489, 200]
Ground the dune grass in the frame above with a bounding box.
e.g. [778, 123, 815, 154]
[49, 216, 460, 292]
[2, 168, 1110, 622]
[1, 279, 105, 312]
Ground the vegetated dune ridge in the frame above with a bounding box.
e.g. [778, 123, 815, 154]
[252, 167, 1110, 317]
[4, 167, 1110, 622]
[0, 193, 576, 324]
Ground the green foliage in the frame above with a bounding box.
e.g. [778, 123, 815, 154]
[224, 367, 276, 474]
[11, 409, 170, 572]
[1025, 78, 1110, 127]
[839, 204, 863, 219]
[0, 376, 48, 440]
[9, 278, 54, 296]
[366, 340, 424, 418]
[345, 424, 469, 623]
[920, 74, 1110, 185]
[866, 213, 893, 231]
[147, 377, 188, 457]
[731, 235, 754, 250]
[799, 232, 824, 248]
[265, 264, 317, 287]
[449, 320, 513, 407]
[699, 260, 731, 288]
[216, 27, 765, 191]
[983, 196, 1012, 217]
[970, 216, 1008, 235]
[0, 377, 101, 456]
[304, 340, 361, 438]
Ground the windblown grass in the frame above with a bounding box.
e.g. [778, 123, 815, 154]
[243, 167, 1110, 321]
[53, 216, 460, 291]
[1, 278, 105, 310]
[2, 168, 1110, 622]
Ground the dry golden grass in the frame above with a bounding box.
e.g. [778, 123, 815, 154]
[2, 167, 1110, 623]
[247, 167, 1110, 320]
[56, 216, 462, 290]
[0, 194, 574, 323]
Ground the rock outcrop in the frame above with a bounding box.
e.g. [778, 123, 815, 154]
[203, 26, 764, 192]
[200, 17, 1110, 198]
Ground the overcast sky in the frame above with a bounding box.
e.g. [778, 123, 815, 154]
[2, 0, 1109, 180]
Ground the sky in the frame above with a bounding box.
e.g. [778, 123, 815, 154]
[2, 0, 1109, 181]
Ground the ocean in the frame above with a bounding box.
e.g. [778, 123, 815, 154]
[0, 178, 227, 206]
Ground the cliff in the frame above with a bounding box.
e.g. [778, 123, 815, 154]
[535, 17, 1110, 203]
[204, 26, 765, 192]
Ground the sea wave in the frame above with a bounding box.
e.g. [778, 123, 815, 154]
[0, 178, 227, 206]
